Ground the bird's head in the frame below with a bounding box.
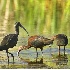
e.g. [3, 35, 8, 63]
[15, 22, 29, 36]
[17, 45, 28, 56]
[51, 35, 56, 41]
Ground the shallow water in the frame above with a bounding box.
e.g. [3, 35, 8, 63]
[0, 47, 70, 69]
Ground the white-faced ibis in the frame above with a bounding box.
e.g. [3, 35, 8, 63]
[0, 22, 29, 64]
[17, 35, 53, 58]
[52, 34, 68, 56]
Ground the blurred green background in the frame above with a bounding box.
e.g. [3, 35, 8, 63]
[0, 0, 70, 45]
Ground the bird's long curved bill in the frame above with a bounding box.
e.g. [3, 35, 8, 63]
[20, 25, 29, 36]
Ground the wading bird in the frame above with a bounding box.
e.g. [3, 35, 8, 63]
[0, 22, 29, 64]
[52, 34, 68, 56]
[17, 35, 53, 58]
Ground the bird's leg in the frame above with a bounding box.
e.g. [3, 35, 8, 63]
[6, 50, 9, 65]
[40, 47, 43, 63]
[59, 46, 60, 56]
[36, 48, 38, 62]
[41, 47, 43, 58]
[36, 48, 38, 57]
[64, 46, 65, 56]
[8, 52, 14, 64]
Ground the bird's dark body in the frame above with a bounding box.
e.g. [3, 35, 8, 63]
[31, 39, 44, 48]
[28, 35, 53, 49]
[0, 34, 18, 51]
[55, 34, 68, 46]
[30, 36, 44, 48]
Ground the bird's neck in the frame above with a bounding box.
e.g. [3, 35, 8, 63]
[16, 31, 19, 35]
[44, 39, 53, 45]
[15, 27, 19, 35]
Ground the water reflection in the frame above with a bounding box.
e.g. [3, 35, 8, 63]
[27, 57, 52, 69]
[28, 58, 43, 64]
[19, 56, 43, 64]
[52, 54, 68, 65]
[19, 56, 52, 69]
